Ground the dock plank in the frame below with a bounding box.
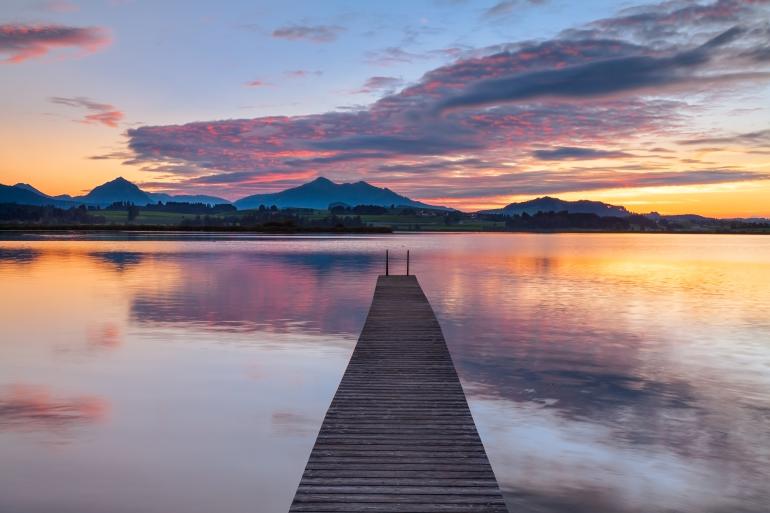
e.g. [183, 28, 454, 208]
[289, 275, 507, 513]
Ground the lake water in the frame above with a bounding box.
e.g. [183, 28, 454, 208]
[1, 233, 769, 513]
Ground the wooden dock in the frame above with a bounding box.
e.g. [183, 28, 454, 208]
[290, 275, 508, 513]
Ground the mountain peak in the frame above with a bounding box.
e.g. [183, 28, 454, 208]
[234, 177, 450, 211]
[81, 176, 151, 205]
[13, 183, 49, 197]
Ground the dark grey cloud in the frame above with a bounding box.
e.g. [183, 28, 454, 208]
[533, 147, 633, 160]
[437, 27, 763, 111]
[562, 0, 767, 44]
[744, 46, 770, 62]
[272, 24, 344, 43]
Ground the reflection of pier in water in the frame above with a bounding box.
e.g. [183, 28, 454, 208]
[290, 274, 507, 512]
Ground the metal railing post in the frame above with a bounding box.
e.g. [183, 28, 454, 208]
[406, 250, 410, 275]
[385, 249, 389, 276]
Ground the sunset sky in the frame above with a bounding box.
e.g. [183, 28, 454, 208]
[1, 0, 769, 216]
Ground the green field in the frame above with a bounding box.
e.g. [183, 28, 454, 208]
[98, 210, 199, 224]
[359, 215, 506, 231]
[95, 208, 507, 231]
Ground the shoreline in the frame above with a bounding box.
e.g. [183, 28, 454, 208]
[0, 225, 392, 234]
[1, 226, 768, 235]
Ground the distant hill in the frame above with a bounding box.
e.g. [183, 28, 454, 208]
[643, 212, 717, 223]
[147, 192, 231, 205]
[0, 183, 72, 207]
[2, 177, 234, 208]
[235, 176, 449, 211]
[77, 177, 153, 206]
[481, 196, 632, 217]
[13, 183, 50, 197]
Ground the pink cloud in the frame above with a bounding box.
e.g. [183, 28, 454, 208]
[244, 79, 271, 88]
[50, 96, 124, 128]
[0, 23, 110, 64]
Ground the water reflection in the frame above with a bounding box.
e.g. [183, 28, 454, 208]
[129, 251, 377, 334]
[87, 323, 122, 350]
[88, 251, 145, 272]
[0, 247, 40, 264]
[410, 237, 770, 513]
[0, 384, 108, 432]
[0, 234, 768, 513]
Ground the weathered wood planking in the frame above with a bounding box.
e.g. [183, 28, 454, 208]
[289, 275, 508, 513]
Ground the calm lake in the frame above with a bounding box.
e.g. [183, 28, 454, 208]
[1, 233, 769, 513]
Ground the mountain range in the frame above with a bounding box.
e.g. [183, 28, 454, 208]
[1, 176, 763, 221]
[1, 183, 72, 207]
[234, 177, 449, 210]
[0, 176, 450, 211]
[0, 177, 231, 208]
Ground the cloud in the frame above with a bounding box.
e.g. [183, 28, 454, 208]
[533, 146, 633, 160]
[244, 79, 270, 87]
[365, 47, 427, 66]
[122, 0, 770, 203]
[437, 27, 767, 112]
[272, 24, 344, 43]
[0, 23, 109, 63]
[311, 134, 482, 155]
[565, 0, 766, 44]
[50, 96, 124, 127]
[284, 69, 323, 78]
[124, 94, 666, 191]
[483, 0, 544, 19]
[356, 76, 404, 94]
[377, 158, 494, 174]
[404, 168, 770, 200]
[678, 128, 770, 146]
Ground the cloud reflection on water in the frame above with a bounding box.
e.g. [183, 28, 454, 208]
[0, 384, 108, 432]
[128, 250, 378, 335]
